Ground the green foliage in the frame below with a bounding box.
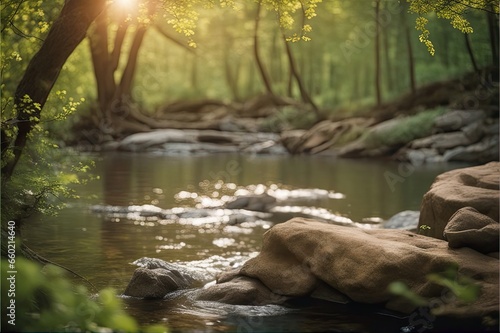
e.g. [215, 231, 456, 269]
[418, 224, 431, 234]
[260, 105, 317, 132]
[158, 0, 321, 48]
[0, 137, 96, 224]
[1, 0, 61, 103]
[1, 0, 97, 223]
[3, 0, 495, 129]
[1, 88, 97, 224]
[363, 107, 446, 148]
[388, 264, 480, 313]
[408, 0, 499, 55]
[1, 0, 95, 139]
[1, 78, 96, 223]
[388, 281, 428, 307]
[1, 257, 168, 332]
[427, 265, 481, 303]
[120, 0, 495, 112]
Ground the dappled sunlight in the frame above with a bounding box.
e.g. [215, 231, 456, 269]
[174, 181, 346, 209]
[91, 180, 354, 229]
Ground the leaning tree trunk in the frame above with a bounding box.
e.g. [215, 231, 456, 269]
[253, 1, 275, 96]
[281, 32, 320, 118]
[464, 33, 479, 73]
[1, 0, 106, 182]
[116, 27, 147, 98]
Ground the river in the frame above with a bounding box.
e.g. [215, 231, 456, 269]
[22, 152, 469, 332]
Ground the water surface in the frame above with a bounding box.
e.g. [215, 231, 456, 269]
[22, 152, 468, 332]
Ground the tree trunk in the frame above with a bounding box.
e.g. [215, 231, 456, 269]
[253, 1, 274, 95]
[117, 27, 148, 98]
[464, 33, 479, 73]
[350, 62, 360, 102]
[223, 34, 240, 101]
[374, 0, 382, 106]
[405, 28, 416, 94]
[88, 9, 117, 120]
[401, 3, 416, 94]
[328, 55, 335, 90]
[270, 30, 283, 87]
[224, 51, 241, 100]
[2, 0, 106, 182]
[191, 54, 199, 94]
[281, 33, 320, 118]
[440, 24, 450, 68]
[486, 8, 499, 65]
[382, 24, 393, 93]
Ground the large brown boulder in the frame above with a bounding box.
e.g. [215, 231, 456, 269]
[444, 207, 499, 254]
[237, 218, 498, 317]
[418, 162, 499, 240]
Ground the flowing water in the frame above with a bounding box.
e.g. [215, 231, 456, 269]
[22, 152, 469, 332]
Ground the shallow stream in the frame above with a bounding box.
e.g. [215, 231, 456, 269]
[22, 153, 468, 332]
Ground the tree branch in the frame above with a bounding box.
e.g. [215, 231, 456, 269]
[154, 24, 196, 54]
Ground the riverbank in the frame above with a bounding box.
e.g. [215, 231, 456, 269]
[70, 68, 498, 164]
[77, 105, 498, 166]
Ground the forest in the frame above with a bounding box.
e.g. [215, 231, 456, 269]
[1, 0, 499, 332]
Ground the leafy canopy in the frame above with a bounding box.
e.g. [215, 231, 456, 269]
[408, 0, 499, 55]
[157, 0, 322, 46]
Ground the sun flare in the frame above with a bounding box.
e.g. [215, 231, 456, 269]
[114, 0, 135, 9]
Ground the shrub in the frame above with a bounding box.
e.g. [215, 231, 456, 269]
[1, 257, 167, 332]
[364, 107, 447, 148]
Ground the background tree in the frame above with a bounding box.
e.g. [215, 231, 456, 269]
[1, 0, 325, 188]
[88, 0, 158, 136]
[2, 0, 497, 187]
[253, 1, 274, 96]
[374, 0, 382, 105]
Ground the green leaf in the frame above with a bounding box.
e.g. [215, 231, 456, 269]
[388, 281, 428, 307]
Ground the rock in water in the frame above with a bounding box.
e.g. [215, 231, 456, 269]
[123, 267, 195, 298]
[196, 276, 288, 306]
[121, 218, 498, 319]
[418, 162, 499, 240]
[224, 194, 277, 212]
[383, 210, 420, 231]
[237, 218, 498, 317]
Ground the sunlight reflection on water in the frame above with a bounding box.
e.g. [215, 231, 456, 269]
[23, 154, 464, 332]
